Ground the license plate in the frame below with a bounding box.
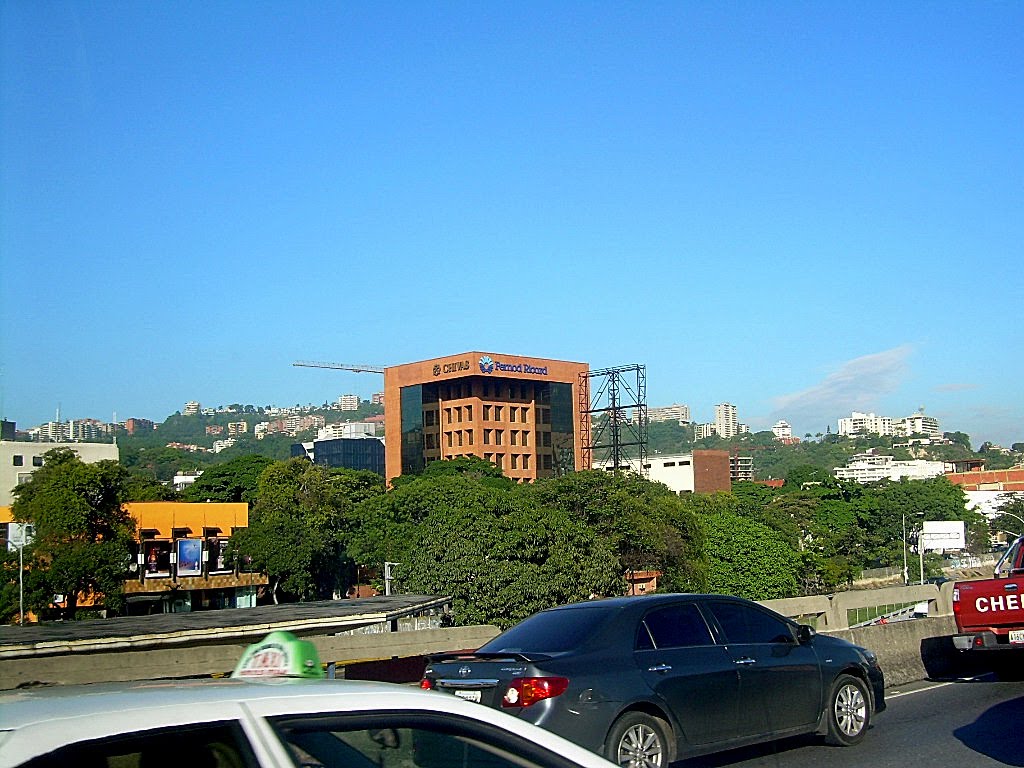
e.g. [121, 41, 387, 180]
[453, 689, 481, 703]
[1010, 630, 1024, 645]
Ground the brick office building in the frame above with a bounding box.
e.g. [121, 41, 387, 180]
[384, 352, 589, 483]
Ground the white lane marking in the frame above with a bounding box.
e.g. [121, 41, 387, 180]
[885, 677, 986, 699]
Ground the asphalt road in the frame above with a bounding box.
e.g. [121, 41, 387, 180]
[678, 674, 1024, 768]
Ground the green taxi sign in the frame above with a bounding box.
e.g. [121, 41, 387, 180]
[231, 631, 325, 679]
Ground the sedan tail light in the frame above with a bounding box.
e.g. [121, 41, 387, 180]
[501, 677, 569, 708]
[420, 678, 434, 690]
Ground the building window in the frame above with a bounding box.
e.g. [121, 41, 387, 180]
[467, 430, 474, 446]
[510, 430, 518, 446]
[12, 455, 23, 466]
[483, 404, 491, 421]
[522, 454, 530, 470]
[457, 431, 464, 447]
[543, 432, 552, 447]
[424, 410, 436, 427]
[495, 430, 503, 446]
[32, 456, 43, 467]
[446, 432, 453, 448]
[425, 434, 436, 449]
[543, 455, 553, 470]
[494, 406, 503, 421]
[465, 404, 473, 421]
[483, 429, 492, 445]
[511, 454, 519, 470]
[444, 408, 452, 424]
[522, 432, 529, 447]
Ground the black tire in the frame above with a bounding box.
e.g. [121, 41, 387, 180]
[824, 674, 871, 746]
[604, 712, 672, 768]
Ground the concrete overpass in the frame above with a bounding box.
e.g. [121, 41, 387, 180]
[0, 584, 990, 691]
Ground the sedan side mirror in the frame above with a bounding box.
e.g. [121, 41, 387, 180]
[797, 625, 816, 644]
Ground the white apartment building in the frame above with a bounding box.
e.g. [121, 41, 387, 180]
[837, 412, 895, 437]
[1, 441, 120, 506]
[318, 422, 378, 441]
[833, 452, 945, 483]
[896, 413, 941, 439]
[695, 423, 718, 440]
[227, 421, 248, 436]
[715, 403, 739, 439]
[183, 401, 201, 416]
[172, 471, 203, 491]
[772, 420, 793, 439]
[337, 394, 361, 411]
[212, 438, 236, 453]
[648, 404, 692, 424]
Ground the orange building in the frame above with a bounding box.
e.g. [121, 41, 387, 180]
[384, 351, 589, 483]
[2, 502, 266, 616]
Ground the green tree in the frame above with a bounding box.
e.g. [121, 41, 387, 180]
[123, 472, 180, 502]
[182, 454, 275, 503]
[527, 470, 707, 593]
[11, 449, 136, 618]
[232, 460, 380, 602]
[700, 513, 800, 600]
[395, 484, 623, 628]
[993, 496, 1024, 540]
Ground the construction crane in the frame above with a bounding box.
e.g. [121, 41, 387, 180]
[293, 361, 386, 374]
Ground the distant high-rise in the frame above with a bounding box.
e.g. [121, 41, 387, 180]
[337, 394, 360, 411]
[183, 401, 201, 416]
[715, 403, 739, 439]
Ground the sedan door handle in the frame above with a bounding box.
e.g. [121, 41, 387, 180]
[733, 657, 756, 665]
[647, 664, 672, 673]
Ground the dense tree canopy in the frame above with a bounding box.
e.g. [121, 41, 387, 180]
[182, 454, 275, 503]
[701, 512, 800, 600]
[232, 459, 385, 602]
[10, 449, 136, 618]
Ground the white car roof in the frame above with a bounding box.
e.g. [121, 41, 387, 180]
[0, 678, 616, 768]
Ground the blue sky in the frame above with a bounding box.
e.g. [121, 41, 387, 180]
[2, 2, 1021, 448]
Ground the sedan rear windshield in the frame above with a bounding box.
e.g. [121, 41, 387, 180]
[479, 607, 612, 654]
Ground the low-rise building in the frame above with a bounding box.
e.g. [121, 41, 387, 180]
[1, 440, 120, 506]
[592, 450, 731, 494]
[833, 452, 945, 483]
[0, 501, 266, 615]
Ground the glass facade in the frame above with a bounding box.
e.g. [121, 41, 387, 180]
[549, 381, 576, 476]
[313, 438, 386, 476]
[400, 385, 425, 476]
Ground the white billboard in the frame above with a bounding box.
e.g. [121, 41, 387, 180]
[921, 520, 965, 551]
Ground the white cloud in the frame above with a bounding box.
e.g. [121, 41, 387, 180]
[766, 346, 913, 435]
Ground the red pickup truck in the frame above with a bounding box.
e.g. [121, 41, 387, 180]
[952, 534, 1024, 654]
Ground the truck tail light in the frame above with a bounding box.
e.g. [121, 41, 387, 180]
[501, 677, 569, 708]
[420, 678, 435, 690]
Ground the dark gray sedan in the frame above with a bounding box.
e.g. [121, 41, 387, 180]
[421, 594, 885, 767]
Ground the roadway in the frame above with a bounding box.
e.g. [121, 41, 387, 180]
[681, 674, 1023, 767]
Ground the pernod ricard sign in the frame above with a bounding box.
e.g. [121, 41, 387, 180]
[433, 355, 549, 377]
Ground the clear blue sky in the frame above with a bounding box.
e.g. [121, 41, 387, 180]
[2, 2, 1021, 448]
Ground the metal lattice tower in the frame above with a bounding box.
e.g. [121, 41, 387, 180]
[581, 364, 647, 475]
